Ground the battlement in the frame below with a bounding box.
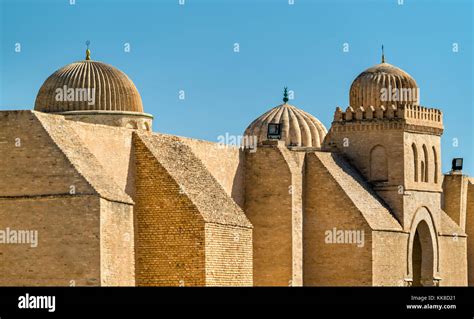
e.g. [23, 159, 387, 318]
[333, 104, 443, 131]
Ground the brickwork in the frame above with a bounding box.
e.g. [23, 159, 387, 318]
[133, 133, 252, 286]
[466, 181, 474, 285]
[0, 111, 93, 198]
[179, 136, 245, 208]
[100, 199, 135, 286]
[304, 152, 374, 286]
[133, 135, 206, 286]
[1, 63, 472, 289]
[66, 120, 136, 198]
[244, 144, 292, 286]
[443, 174, 468, 230]
[371, 231, 408, 286]
[0, 195, 101, 286]
[204, 223, 253, 286]
[438, 235, 467, 286]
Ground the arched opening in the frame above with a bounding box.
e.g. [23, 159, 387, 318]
[420, 161, 425, 182]
[411, 220, 434, 286]
[411, 143, 418, 182]
[422, 145, 429, 183]
[369, 145, 388, 182]
[432, 146, 438, 184]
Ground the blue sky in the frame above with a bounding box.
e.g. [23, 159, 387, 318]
[0, 0, 472, 174]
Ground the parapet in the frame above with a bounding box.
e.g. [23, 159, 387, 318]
[332, 104, 443, 134]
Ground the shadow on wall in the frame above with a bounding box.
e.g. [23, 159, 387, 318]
[231, 149, 246, 209]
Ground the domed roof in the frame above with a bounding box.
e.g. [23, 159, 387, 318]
[244, 102, 327, 148]
[35, 52, 143, 113]
[350, 61, 419, 108]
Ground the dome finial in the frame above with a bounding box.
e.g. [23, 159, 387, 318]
[85, 40, 91, 60]
[283, 87, 289, 103]
[381, 44, 385, 63]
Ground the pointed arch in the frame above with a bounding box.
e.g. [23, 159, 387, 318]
[422, 144, 429, 183]
[411, 143, 418, 182]
[432, 146, 438, 184]
[407, 207, 439, 286]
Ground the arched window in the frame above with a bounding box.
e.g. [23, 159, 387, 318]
[422, 145, 429, 183]
[369, 145, 388, 182]
[432, 146, 438, 184]
[412, 143, 418, 182]
[421, 161, 425, 182]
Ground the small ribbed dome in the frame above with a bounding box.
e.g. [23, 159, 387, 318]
[244, 103, 327, 148]
[35, 60, 143, 113]
[350, 62, 419, 108]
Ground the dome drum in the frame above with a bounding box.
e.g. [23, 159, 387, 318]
[60, 110, 153, 131]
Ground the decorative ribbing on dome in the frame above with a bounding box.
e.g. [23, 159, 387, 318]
[244, 103, 327, 148]
[349, 62, 419, 109]
[34, 60, 143, 113]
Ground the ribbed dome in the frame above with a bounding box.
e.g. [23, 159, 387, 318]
[244, 103, 327, 148]
[35, 60, 143, 113]
[350, 62, 419, 108]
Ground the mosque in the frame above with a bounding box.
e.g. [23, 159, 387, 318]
[0, 47, 473, 286]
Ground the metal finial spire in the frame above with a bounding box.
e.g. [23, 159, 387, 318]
[283, 87, 289, 103]
[381, 44, 385, 63]
[85, 40, 91, 60]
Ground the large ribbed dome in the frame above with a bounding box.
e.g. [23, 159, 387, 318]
[244, 103, 327, 148]
[35, 59, 143, 113]
[350, 62, 419, 108]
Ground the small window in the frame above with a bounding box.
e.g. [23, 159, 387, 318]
[267, 123, 281, 140]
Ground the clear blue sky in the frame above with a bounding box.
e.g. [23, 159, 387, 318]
[0, 0, 472, 174]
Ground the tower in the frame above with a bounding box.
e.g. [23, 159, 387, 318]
[324, 57, 443, 230]
[321, 54, 466, 286]
[243, 90, 327, 286]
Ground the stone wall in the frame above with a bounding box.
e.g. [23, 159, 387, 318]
[404, 132, 442, 193]
[442, 174, 468, 231]
[278, 146, 305, 286]
[0, 195, 101, 286]
[0, 111, 136, 286]
[324, 125, 405, 224]
[99, 199, 135, 286]
[204, 223, 253, 286]
[466, 181, 474, 286]
[324, 122, 442, 229]
[324, 124, 405, 186]
[133, 133, 252, 286]
[438, 235, 467, 286]
[180, 136, 245, 208]
[244, 143, 294, 286]
[133, 136, 206, 286]
[304, 152, 373, 286]
[67, 120, 136, 198]
[372, 231, 408, 286]
[0, 111, 93, 197]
